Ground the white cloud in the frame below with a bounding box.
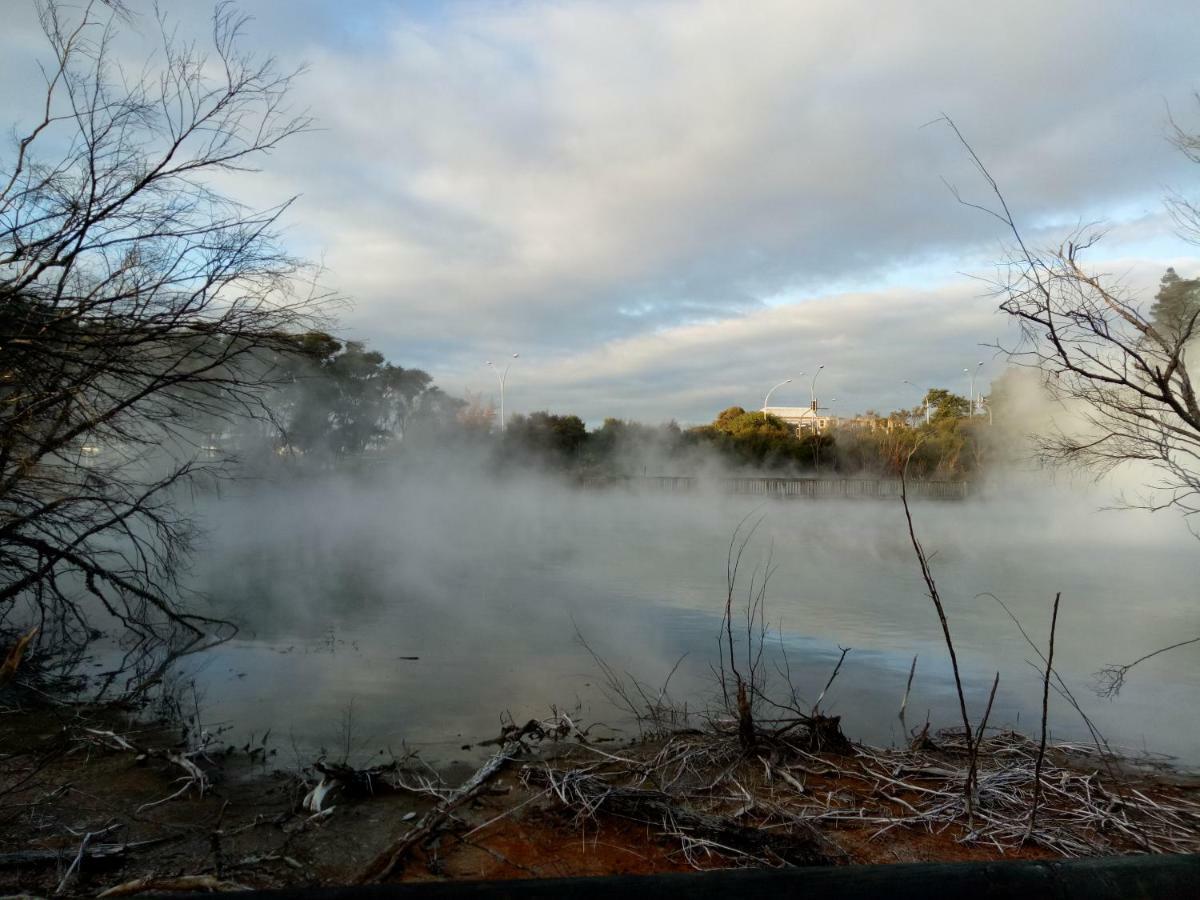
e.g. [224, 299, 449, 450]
[4, 0, 1200, 420]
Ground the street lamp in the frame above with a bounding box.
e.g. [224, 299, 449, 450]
[903, 380, 931, 425]
[762, 377, 796, 420]
[963, 361, 983, 416]
[486, 353, 519, 432]
[810, 364, 825, 411]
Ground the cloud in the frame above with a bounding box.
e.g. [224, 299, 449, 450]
[456, 280, 1006, 425]
[4, 0, 1200, 420]
[450, 253, 1200, 425]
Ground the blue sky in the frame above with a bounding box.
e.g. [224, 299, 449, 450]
[4, 0, 1200, 424]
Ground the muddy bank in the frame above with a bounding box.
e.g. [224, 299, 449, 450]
[2, 700, 1199, 897]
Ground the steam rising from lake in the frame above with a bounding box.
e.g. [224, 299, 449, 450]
[183, 460, 1200, 768]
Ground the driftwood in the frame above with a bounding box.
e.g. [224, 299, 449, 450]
[357, 745, 515, 883]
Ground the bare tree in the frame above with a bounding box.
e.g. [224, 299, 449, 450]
[939, 114, 1200, 523]
[938, 110, 1200, 684]
[0, 1, 327, 660]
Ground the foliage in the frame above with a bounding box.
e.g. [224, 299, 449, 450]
[924, 388, 972, 421]
[693, 408, 833, 470]
[832, 416, 986, 479]
[1149, 267, 1200, 344]
[501, 411, 589, 465]
[277, 334, 441, 458]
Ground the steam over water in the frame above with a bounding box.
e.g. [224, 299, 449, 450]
[183, 469, 1200, 769]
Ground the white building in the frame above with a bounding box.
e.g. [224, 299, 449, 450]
[762, 406, 838, 434]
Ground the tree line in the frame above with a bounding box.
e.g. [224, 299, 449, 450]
[232, 336, 1013, 481]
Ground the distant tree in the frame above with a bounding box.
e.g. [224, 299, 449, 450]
[712, 410, 794, 440]
[454, 391, 497, 433]
[1149, 267, 1200, 344]
[280, 335, 436, 457]
[714, 406, 749, 430]
[698, 407, 830, 470]
[503, 411, 588, 465]
[924, 388, 972, 421]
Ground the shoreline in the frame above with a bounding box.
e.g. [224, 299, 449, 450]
[3, 699, 1198, 896]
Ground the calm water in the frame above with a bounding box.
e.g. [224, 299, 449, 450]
[176, 470, 1200, 769]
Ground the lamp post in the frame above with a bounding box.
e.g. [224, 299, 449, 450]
[486, 353, 519, 432]
[762, 377, 796, 420]
[903, 380, 930, 425]
[963, 361, 983, 416]
[810, 364, 825, 411]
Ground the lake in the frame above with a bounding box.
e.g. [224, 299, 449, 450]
[176, 467, 1200, 770]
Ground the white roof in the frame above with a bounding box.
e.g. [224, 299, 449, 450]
[762, 406, 820, 418]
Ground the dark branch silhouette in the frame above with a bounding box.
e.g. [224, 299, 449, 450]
[1, 0, 329, 664]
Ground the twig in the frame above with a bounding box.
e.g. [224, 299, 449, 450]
[966, 672, 1000, 815]
[56, 826, 104, 895]
[811, 646, 851, 716]
[1028, 592, 1061, 839]
[899, 654, 918, 720]
[1094, 634, 1200, 698]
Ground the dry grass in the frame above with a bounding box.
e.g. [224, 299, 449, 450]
[517, 717, 1200, 868]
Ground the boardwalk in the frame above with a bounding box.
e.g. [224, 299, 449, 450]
[590, 475, 970, 501]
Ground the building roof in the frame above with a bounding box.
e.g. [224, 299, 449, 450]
[762, 406, 819, 418]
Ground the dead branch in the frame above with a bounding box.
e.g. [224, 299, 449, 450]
[357, 744, 515, 883]
[900, 445, 975, 810]
[811, 645, 851, 716]
[1028, 592, 1061, 839]
[1093, 634, 1200, 698]
[899, 654, 918, 721]
[531, 767, 837, 866]
[1, 0, 329, 663]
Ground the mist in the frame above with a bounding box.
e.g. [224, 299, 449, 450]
[167, 442, 1200, 769]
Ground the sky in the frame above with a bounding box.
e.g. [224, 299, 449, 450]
[4, 0, 1200, 424]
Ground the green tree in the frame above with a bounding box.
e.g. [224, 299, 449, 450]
[696, 407, 831, 470]
[923, 388, 971, 421]
[714, 406, 750, 430]
[281, 334, 436, 457]
[503, 411, 588, 465]
[1149, 267, 1200, 342]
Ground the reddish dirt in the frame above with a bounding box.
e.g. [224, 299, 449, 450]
[404, 807, 714, 881]
[1, 704, 1195, 895]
